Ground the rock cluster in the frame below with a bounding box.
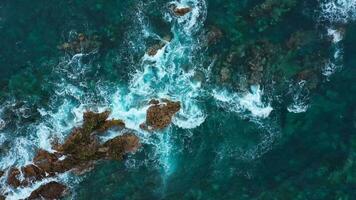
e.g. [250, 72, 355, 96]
[140, 99, 181, 131]
[1, 98, 180, 199]
[3, 110, 140, 199]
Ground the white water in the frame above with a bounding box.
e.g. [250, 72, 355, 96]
[212, 85, 273, 118]
[0, 0, 209, 198]
[322, 27, 344, 78]
[320, 0, 356, 22]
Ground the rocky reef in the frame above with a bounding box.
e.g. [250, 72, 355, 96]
[1, 97, 180, 199]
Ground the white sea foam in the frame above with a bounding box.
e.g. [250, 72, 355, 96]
[287, 80, 310, 113]
[320, 0, 356, 23]
[213, 85, 273, 118]
[322, 28, 344, 79]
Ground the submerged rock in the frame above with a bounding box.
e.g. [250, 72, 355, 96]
[207, 26, 223, 45]
[26, 181, 68, 200]
[141, 99, 181, 131]
[57, 33, 101, 54]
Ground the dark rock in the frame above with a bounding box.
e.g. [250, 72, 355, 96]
[0, 170, 4, 177]
[7, 167, 21, 188]
[141, 99, 181, 131]
[21, 164, 46, 184]
[26, 181, 68, 200]
[172, 6, 192, 16]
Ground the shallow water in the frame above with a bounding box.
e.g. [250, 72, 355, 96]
[0, 0, 355, 199]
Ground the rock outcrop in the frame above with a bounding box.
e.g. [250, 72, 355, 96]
[26, 181, 68, 200]
[141, 99, 181, 131]
[2, 111, 140, 199]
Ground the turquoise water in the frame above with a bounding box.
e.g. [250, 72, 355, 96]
[0, 0, 355, 199]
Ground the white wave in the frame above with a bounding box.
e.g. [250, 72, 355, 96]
[287, 102, 309, 113]
[168, 0, 207, 34]
[213, 85, 273, 118]
[5, 173, 70, 200]
[287, 80, 310, 113]
[323, 28, 344, 79]
[320, 0, 356, 23]
[0, 137, 34, 169]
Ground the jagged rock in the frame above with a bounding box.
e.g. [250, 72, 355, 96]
[21, 164, 46, 184]
[33, 149, 69, 174]
[5, 111, 141, 198]
[26, 181, 68, 200]
[141, 99, 181, 131]
[7, 167, 21, 188]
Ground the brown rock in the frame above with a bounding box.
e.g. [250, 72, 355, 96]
[141, 99, 181, 131]
[21, 164, 46, 183]
[26, 181, 68, 200]
[7, 167, 21, 188]
[96, 119, 125, 133]
[103, 133, 141, 160]
[173, 6, 192, 16]
[147, 44, 163, 56]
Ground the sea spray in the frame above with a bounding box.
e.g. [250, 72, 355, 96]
[212, 85, 273, 118]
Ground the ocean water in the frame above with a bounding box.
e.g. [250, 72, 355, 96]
[0, 0, 355, 199]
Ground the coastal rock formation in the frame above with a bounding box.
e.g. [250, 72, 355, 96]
[26, 181, 68, 200]
[2, 111, 140, 199]
[141, 99, 181, 131]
